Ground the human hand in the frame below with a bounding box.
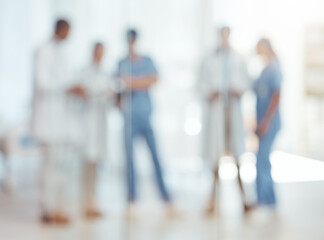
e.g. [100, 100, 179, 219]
[208, 92, 220, 103]
[230, 90, 241, 99]
[67, 85, 88, 99]
[256, 120, 269, 136]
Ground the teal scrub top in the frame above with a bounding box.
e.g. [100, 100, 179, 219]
[254, 58, 282, 133]
[118, 56, 158, 117]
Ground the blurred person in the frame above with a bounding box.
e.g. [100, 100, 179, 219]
[246, 38, 282, 211]
[79, 42, 114, 218]
[0, 134, 11, 192]
[117, 29, 174, 217]
[199, 27, 250, 215]
[31, 19, 86, 224]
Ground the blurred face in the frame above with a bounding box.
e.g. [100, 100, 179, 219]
[94, 45, 104, 63]
[256, 42, 265, 56]
[220, 28, 230, 47]
[57, 26, 70, 41]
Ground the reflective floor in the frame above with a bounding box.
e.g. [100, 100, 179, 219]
[0, 152, 324, 240]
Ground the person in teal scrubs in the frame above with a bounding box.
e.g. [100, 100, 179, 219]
[252, 38, 282, 208]
[117, 30, 175, 217]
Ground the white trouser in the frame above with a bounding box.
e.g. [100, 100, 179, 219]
[41, 143, 74, 213]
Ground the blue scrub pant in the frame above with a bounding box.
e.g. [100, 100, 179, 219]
[256, 128, 278, 206]
[124, 113, 170, 203]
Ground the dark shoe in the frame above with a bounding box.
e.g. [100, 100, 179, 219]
[41, 211, 70, 225]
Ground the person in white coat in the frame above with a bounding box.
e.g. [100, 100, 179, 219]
[199, 27, 250, 214]
[32, 19, 86, 224]
[79, 42, 114, 218]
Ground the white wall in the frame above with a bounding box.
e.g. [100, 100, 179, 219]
[0, 0, 32, 128]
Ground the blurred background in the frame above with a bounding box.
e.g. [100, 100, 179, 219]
[1, 0, 324, 239]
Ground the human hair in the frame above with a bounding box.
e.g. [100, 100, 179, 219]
[258, 38, 276, 56]
[94, 42, 104, 51]
[126, 29, 138, 42]
[55, 19, 70, 33]
[220, 26, 231, 35]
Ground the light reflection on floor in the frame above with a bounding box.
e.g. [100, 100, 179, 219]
[271, 151, 324, 182]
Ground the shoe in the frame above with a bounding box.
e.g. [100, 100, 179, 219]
[244, 205, 278, 224]
[84, 207, 103, 219]
[205, 202, 218, 217]
[41, 211, 70, 225]
[244, 204, 256, 214]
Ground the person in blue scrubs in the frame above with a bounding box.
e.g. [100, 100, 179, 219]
[250, 38, 282, 209]
[117, 29, 173, 215]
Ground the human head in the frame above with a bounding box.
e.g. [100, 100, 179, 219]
[256, 38, 276, 58]
[219, 26, 231, 48]
[126, 29, 138, 53]
[93, 42, 104, 64]
[54, 19, 70, 41]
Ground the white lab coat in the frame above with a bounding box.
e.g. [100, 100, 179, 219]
[198, 49, 249, 167]
[32, 39, 81, 212]
[32, 39, 76, 144]
[80, 65, 113, 162]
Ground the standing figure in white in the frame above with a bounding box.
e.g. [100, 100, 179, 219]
[32, 19, 87, 224]
[79, 42, 114, 218]
[199, 26, 250, 215]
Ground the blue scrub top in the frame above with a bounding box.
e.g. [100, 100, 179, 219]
[118, 56, 158, 117]
[254, 58, 282, 133]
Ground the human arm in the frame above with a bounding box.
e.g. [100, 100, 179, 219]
[123, 75, 158, 90]
[256, 91, 280, 136]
